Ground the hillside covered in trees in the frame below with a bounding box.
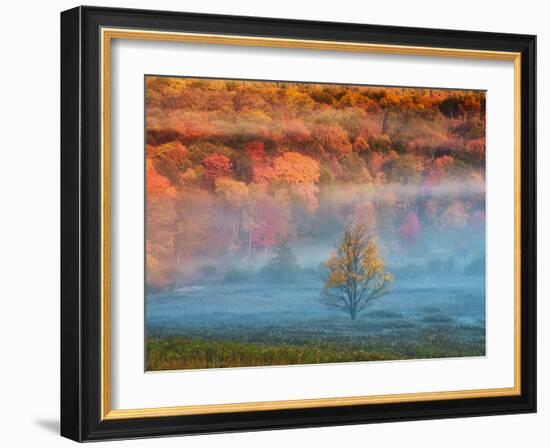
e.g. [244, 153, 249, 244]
[145, 76, 485, 289]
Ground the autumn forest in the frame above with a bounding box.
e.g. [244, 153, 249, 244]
[145, 76, 486, 371]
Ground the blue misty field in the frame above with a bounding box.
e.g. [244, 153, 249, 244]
[146, 257, 485, 370]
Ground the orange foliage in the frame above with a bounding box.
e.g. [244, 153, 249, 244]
[144, 76, 486, 287]
[202, 153, 232, 187]
[311, 123, 353, 155]
[146, 159, 176, 196]
[273, 152, 320, 185]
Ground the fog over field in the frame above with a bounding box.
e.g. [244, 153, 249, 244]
[146, 180, 486, 344]
[146, 197, 486, 365]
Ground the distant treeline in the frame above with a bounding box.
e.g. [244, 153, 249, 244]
[145, 77, 486, 288]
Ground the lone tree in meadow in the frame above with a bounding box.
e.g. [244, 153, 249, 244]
[323, 224, 393, 320]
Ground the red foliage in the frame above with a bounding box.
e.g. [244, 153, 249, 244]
[202, 153, 232, 187]
[245, 140, 265, 161]
[251, 198, 283, 251]
[252, 162, 276, 184]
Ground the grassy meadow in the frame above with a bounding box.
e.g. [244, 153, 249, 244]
[146, 323, 485, 371]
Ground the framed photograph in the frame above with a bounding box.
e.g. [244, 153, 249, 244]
[61, 6, 536, 442]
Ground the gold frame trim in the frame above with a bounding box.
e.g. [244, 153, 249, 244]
[100, 28, 522, 420]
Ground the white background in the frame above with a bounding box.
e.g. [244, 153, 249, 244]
[0, 0, 546, 447]
[111, 40, 515, 409]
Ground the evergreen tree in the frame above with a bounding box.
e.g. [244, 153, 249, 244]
[262, 239, 300, 280]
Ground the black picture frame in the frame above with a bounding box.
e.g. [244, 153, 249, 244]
[61, 5, 536, 442]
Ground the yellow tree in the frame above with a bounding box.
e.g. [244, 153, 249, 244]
[323, 223, 393, 320]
